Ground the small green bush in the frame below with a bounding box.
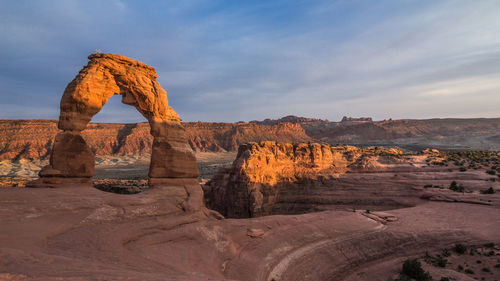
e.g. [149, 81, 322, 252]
[449, 181, 465, 192]
[454, 244, 467, 254]
[439, 277, 450, 281]
[484, 242, 496, 248]
[459, 167, 467, 172]
[401, 259, 432, 281]
[458, 264, 464, 271]
[482, 267, 490, 272]
[481, 187, 495, 194]
[487, 170, 496, 175]
[436, 256, 448, 267]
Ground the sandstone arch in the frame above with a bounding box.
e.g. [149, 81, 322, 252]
[31, 53, 200, 193]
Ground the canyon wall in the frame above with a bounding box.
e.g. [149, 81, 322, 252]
[0, 120, 310, 160]
[253, 116, 500, 151]
[203, 141, 499, 218]
[203, 141, 419, 218]
[1, 116, 500, 162]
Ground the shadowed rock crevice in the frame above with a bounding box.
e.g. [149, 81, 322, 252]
[12, 143, 31, 162]
[112, 123, 138, 154]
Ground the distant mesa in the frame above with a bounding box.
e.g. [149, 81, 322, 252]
[1, 115, 500, 162]
[340, 116, 373, 125]
[250, 115, 329, 126]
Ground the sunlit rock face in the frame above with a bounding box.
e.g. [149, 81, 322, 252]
[203, 141, 432, 218]
[29, 53, 199, 191]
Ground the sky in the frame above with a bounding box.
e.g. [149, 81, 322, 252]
[1, 0, 500, 123]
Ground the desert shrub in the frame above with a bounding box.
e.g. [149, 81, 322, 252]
[424, 184, 433, 188]
[424, 252, 447, 267]
[449, 181, 465, 192]
[435, 255, 448, 267]
[484, 242, 495, 248]
[481, 187, 495, 194]
[459, 167, 467, 172]
[442, 248, 451, 257]
[458, 264, 464, 271]
[487, 170, 496, 175]
[476, 260, 482, 264]
[482, 267, 490, 272]
[439, 278, 450, 281]
[454, 244, 467, 254]
[495, 263, 500, 268]
[465, 268, 474, 274]
[401, 259, 432, 281]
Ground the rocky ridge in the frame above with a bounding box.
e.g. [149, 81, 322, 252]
[251, 116, 500, 151]
[204, 141, 500, 218]
[0, 120, 310, 161]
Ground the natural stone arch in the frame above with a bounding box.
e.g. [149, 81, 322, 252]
[30, 53, 199, 191]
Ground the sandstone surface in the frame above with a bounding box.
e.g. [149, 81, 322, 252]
[204, 141, 500, 218]
[1, 186, 499, 280]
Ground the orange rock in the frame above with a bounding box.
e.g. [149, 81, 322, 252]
[204, 141, 430, 218]
[59, 53, 179, 132]
[33, 53, 199, 185]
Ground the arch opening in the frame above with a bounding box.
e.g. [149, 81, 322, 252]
[90, 94, 150, 194]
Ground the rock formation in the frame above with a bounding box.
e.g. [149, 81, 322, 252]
[204, 141, 499, 218]
[27, 54, 209, 214]
[204, 141, 404, 217]
[340, 116, 373, 122]
[0, 120, 311, 161]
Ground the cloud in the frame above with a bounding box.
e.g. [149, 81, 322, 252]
[1, 0, 499, 122]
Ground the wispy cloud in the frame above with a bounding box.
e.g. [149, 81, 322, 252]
[1, 0, 499, 122]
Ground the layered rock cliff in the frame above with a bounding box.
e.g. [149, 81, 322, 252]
[203, 141, 414, 218]
[250, 116, 500, 150]
[2, 116, 500, 162]
[0, 120, 310, 160]
[203, 141, 498, 218]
